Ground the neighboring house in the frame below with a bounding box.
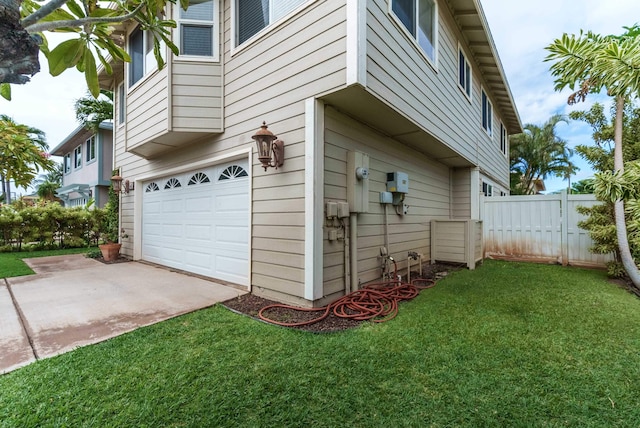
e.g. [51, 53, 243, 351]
[50, 122, 114, 208]
[98, 0, 521, 306]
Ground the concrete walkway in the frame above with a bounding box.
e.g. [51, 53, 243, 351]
[1, 254, 246, 375]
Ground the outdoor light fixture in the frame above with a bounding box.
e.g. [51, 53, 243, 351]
[111, 174, 133, 194]
[252, 122, 284, 171]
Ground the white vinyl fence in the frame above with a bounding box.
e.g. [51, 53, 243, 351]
[482, 192, 614, 267]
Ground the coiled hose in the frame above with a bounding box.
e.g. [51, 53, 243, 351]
[258, 277, 436, 327]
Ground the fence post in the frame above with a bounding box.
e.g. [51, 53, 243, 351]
[561, 189, 569, 266]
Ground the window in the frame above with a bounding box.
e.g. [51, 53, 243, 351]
[128, 26, 163, 87]
[458, 47, 471, 99]
[74, 146, 82, 169]
[500, 122, 507, 156]
[482, 182, 493, 197]
[219, 165, 248, 180]
[391, 0, 437, 61]
[236, 0, 306, 46]
[482, 89, 492, 136]
[85, 136, 96, 163]
[117, 83, 126, 125]
[64, 154, 71, 174]
[179, 0, 216, 57]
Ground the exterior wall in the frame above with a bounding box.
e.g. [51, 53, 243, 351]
[171, 61, 223, 132]
[322, 108, 451, 302]
[125, 66, 170, 151]
[365, 0, 509, 188]
[451, 168, 471, 218]
[113, 0, 348, 301]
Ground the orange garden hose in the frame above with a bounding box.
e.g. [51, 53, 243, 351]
[258, 278, 437, 327]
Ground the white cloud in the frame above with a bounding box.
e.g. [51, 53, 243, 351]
[482, 0, 638, 192]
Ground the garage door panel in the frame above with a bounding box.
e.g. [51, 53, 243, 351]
[216, 255, 248, 283]
[185, 224, 212, 240]
[142, 160, 249, 286]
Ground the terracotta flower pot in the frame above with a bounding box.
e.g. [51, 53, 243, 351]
[99, 243, 122, 262]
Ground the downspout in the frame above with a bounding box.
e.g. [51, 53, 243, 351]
[350, 213, 358, 293]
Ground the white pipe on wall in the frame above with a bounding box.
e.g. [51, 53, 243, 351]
[350, 213, 358, 293]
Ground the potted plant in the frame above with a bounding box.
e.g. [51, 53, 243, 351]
[99, 173, 121, 261]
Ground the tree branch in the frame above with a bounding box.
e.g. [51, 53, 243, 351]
[24, 3, 145, 34]
[20, 0, 70, 28]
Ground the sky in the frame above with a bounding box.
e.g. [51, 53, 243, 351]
[1, 1, 639, 196]
[481, 0, 639, 193]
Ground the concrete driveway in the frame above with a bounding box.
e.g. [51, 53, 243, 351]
[1, 254, 246, 375]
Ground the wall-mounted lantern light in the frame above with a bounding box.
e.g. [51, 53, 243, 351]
[252, 122, 284, 171]
[111, 173, 133, 194]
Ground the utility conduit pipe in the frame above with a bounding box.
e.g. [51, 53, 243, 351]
[350, 213, 358, 293]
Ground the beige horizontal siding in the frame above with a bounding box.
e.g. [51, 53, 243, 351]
[126, 68, 169, 149]
[323, 108, 450, 291]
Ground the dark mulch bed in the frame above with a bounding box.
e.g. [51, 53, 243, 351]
[92, 256, 131, 264]
[222, 262, 462, 332]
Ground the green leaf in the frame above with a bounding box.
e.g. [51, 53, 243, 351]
[84, 51, 100, 98]
[48, 39, 85, 76]
[65, 0, 85, 18]
[0, 83, 11, 101]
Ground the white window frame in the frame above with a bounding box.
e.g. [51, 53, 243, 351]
[117, 83, 126, 127]
[232, 0, 314, 51]
[458, 45, 472, 100]
[73, 145, 82, 169]
[481, 88, 493, 137]
[127, 25, 164, 90]
[482, 181, 493, 197]
[500, 122, 508, 156]
[175, 0, 219, 61]
[64, 154, 71, 174]
[85, 135, 96, 164]
[389, 0, 439, 66]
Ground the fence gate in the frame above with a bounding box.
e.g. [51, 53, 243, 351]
[482, 192, 613, 267]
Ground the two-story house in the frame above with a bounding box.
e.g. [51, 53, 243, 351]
[50, 122, 114, 208]
[98, 0, 521, 307]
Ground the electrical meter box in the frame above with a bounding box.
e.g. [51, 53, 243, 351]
[386, 172, 409, 193]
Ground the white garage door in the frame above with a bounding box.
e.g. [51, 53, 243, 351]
[142, 160, 250, 286]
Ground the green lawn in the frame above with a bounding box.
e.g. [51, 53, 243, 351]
[1, 260, 640, 427]
[0, 248, 91, 278]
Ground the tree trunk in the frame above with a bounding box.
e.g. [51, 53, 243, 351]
[4, 177, 10, 204]
[612, 95, 640, 287]
[0, 0, 41, 84]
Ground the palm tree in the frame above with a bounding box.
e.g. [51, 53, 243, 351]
[571, 178, 596, 195]
[33, 163, 63, 202]
[74, 90, 113, 132]
[546, 25, 640, 286]
[510, 114, 578, 195]
[0, 115, 54, 204]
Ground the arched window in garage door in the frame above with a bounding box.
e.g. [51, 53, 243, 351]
[164, 177, 182, 190]
[145, 182, 160, 192]
[188, 172, 211, 185]
[219, 165, 248, 181]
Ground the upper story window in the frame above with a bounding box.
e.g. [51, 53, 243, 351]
[178, 0, 216, 57]
[85, 136, 96, 163]
[500, 122, 507, 156]
[481, 89, 492, 137]
[391, 0, 437, 62]
[482, 182, 493, 197]
[64, 154, 71, 174]
[128, 26, 164, 87]
[74, 145, 82, 169]
[236, 0, 306, 46]
[458, 47, 471, 99]
[117, 83, 126, 126]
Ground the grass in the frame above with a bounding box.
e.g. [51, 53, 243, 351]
[2, 260, 640, 427]
[0, 247, 90, 278]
